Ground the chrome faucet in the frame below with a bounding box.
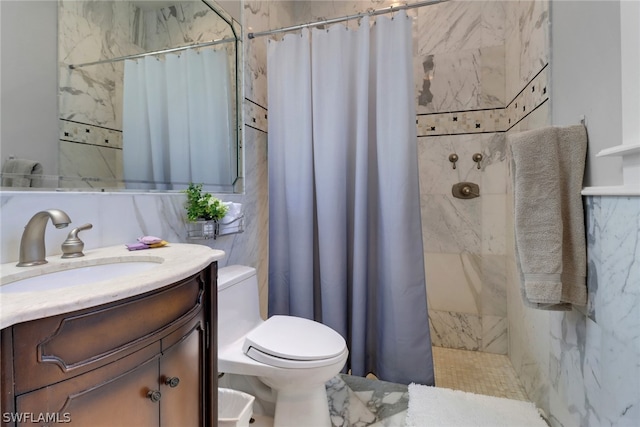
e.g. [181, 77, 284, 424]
[17, 209, 72, 267]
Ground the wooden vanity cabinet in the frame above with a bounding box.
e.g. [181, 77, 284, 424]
[0, 263, 218, 427]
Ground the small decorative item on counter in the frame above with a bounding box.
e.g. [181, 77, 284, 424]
[184, 183, 229, 240]
[125, 236, 168, 251]
[138, 235, 168, 248]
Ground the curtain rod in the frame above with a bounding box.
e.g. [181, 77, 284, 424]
[247, 0, 448, 39]
[68, 37, 236, 70]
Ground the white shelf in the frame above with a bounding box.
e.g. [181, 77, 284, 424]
[583, 142, 640, 196]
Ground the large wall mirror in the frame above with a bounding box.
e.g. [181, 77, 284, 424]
[3, 0, 242, 193]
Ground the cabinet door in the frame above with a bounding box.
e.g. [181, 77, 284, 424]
[160, 322, 205, 427]
[16, 343, 161, 427]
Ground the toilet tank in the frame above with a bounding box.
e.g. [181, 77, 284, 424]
[217, 265, 263, 348]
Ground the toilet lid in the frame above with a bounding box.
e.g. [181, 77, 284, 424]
[242, 315, 346, 365]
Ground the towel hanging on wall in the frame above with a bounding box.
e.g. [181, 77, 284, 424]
[1, 158, 43, 188]
[508, 124, 588, 308]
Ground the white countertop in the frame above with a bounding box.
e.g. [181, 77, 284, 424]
[0, 243, 225, 329]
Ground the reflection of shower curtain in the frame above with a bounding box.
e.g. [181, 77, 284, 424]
[122, 49, 233, 189]
[267, 12, 434, 386]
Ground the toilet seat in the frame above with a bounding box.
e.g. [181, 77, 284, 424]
[242, 315, 347, 369]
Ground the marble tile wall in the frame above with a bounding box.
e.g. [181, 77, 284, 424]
[411, 0, 509, 354]
[506, 191, 640, 426]
[502, 1, 640, 425]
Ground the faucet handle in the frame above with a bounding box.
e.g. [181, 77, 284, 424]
[61, 223, 93, 259]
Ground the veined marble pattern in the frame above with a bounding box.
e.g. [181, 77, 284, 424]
[59, 141, 123, 189]
[59, 119, 124, 188]
[414, 46, 506, 114]
[416, 0, 488, 55]
[414, 0, 506, 114]
[417, 133, 506, 195]
[327, 375, 409, 427]
[59, 0, 140, 129]
[421, 194, 482, 254]
[142, 1, 233, 50]
[244, 0, 298, 108]
[482, 315, 508, 354]
[505, 0, 549, 102]
[416, 64, 548, 136]
[589, 197, 640, 349]
[428, 310, 481, 351]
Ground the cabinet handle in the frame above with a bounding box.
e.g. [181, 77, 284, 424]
[164, 377, 180, 388]
[147, 390, 162, 402]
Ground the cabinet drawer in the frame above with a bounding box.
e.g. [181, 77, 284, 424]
[12, 271, 205, 394]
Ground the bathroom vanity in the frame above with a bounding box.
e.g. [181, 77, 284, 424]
[0, 244, 223, 427]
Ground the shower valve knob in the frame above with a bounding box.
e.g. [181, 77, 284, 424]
[448, 153, 459, 169]
[472, 153, 483, 169]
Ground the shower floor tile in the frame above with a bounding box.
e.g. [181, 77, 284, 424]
[432, 346, 529, 401]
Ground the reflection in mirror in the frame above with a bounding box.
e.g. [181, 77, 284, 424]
[56, 0, 241, 192]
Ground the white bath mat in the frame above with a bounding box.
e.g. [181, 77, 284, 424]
[406, 384, 548, 427]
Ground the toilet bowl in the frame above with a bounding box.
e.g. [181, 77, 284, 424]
[217, 265, 348, 427]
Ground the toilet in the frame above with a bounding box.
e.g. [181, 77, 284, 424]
[217, 265, 348, 427]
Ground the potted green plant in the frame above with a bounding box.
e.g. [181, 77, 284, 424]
[184, 183, 229, 239]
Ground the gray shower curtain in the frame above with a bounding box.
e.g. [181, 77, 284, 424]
[267, 12, 434, 386]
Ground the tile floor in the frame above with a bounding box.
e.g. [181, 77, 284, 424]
[251, 346, 531, 426]
[326, 346, 530, 426]
[432, 346, 529, 401]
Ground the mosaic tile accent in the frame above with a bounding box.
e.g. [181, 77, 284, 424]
[416, 64, 549, 137]
[417, 108, 507, 136]
[244, 99, 268, 133]
[59, 119, 122, 149]
[244, 64, 550, 137]
[239, 64, 550, 137]
[505, 65, 549, 131]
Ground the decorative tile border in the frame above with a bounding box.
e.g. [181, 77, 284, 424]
[417, 64, 549, 137]
[59, 119, 122, 149]
[417, 108, 507, 136]
[505, 64, 549, 130]
[244, 98, 268, 133]
[241, 64, 548, 138]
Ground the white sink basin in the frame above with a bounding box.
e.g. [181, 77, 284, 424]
[0, 261, 161, 294]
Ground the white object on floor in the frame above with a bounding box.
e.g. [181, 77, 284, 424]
[218, 388, 255, 427]
[405, 384, 547, 427]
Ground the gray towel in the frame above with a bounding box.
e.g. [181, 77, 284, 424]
[509, 125, 588, 307]
[1, 158, 43, 187]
